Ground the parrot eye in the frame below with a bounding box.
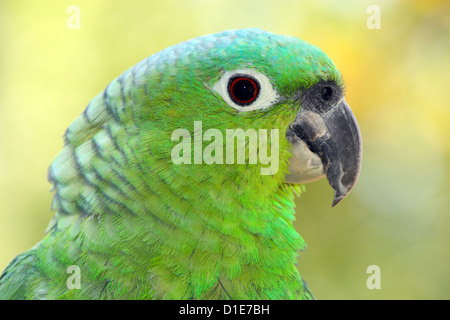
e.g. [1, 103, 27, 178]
[227, 75, 260, 106]
[212, 68, 280, 112]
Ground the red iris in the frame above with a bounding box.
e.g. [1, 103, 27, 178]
[228, 76, 259, 105]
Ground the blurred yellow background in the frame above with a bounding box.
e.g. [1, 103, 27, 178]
[0, 0, 449, 299]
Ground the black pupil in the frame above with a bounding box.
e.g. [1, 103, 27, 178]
[229, 77, 258, 105]
[321, 86, 333, 101]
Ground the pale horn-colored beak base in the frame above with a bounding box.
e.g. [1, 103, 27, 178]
[285, 134, 325, 184]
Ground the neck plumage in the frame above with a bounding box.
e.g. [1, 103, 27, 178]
[48, 139, 306, 298]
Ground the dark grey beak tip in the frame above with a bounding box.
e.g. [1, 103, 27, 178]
[331, 189, 353, 207]
[332, 196, 344, 208]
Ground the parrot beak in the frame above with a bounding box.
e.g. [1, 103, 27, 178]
[285, 97, 362, 207]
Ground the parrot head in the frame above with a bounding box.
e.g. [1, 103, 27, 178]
[138, 28, 362, 207]
[28, 28, 363, 300]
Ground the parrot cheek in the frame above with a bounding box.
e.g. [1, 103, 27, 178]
[285, 97, 362, 207]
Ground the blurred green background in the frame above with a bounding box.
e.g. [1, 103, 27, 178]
[0, 0, 449, 299]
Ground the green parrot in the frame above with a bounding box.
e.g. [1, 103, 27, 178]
[0, 28, 361, 300]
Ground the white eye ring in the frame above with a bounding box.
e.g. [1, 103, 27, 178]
[212, 68, 280, 112]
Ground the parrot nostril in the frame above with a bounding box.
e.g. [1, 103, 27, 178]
[320, 86, 333, 102]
